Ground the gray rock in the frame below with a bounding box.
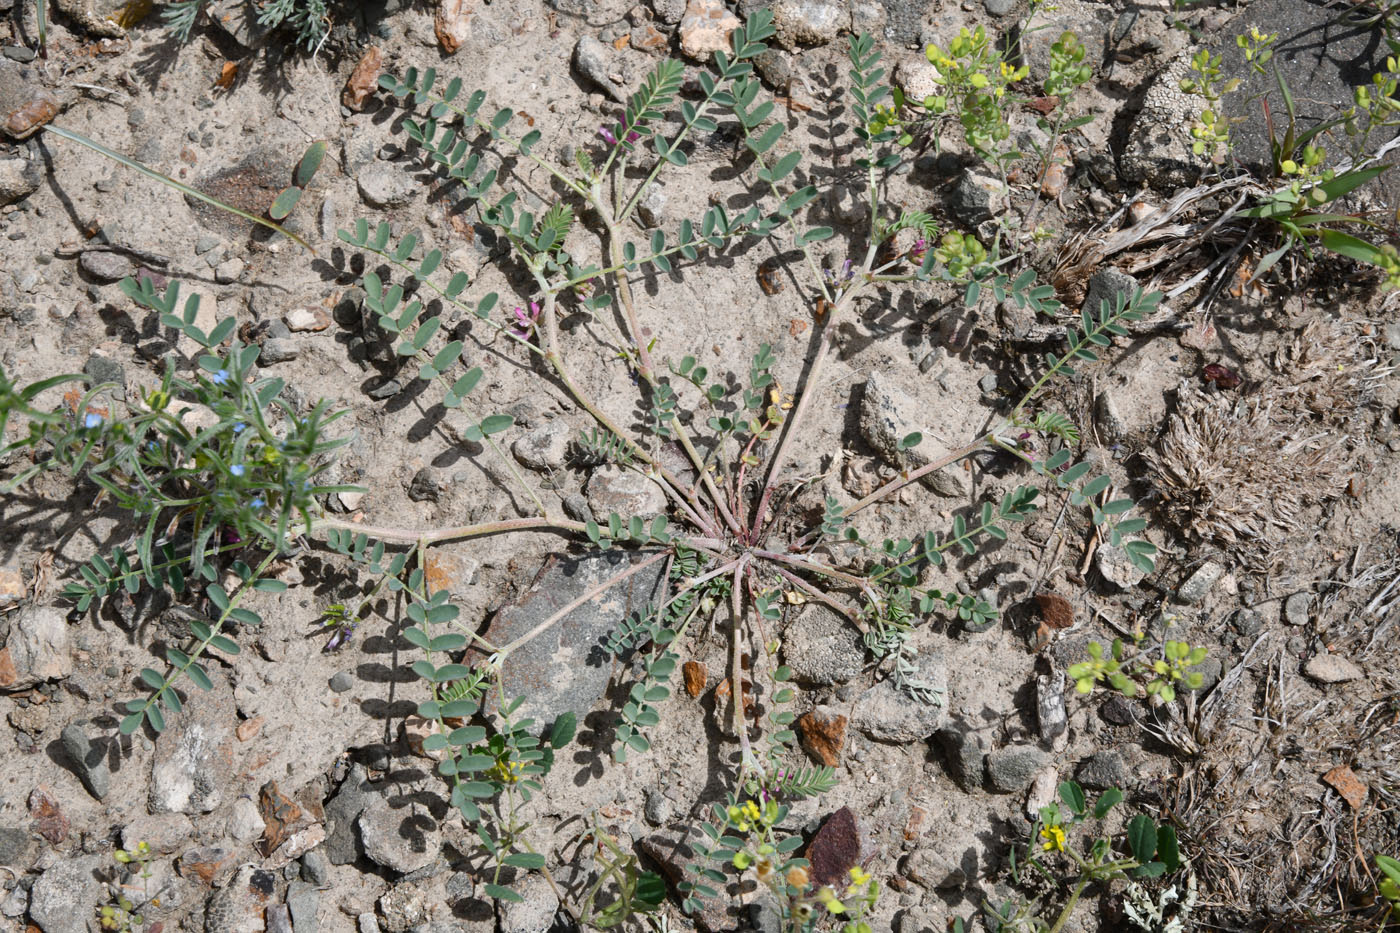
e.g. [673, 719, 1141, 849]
[902, 846, 967, 889]
[500, 871, 560, 933]
[1188, 656, 1222, 694]
[573, 36, 633, 104]
[205, 0, 276, 46]
[586, 464, 667, 519]
[287, 880, 319, 931]
[1035, 671, 1066, 741]
[122, 812, 194, 854]
[827, 184, 864, 225]
[357, 163, 418, 209]
[267, 905, 293, 933]
[0, 155, 39, 206]
[651, 0, 685, 21]
[1075, 750, 1128, 790]
[859, 370, 968, 498]
[2, 46, 36, 63]
[148, 676, 235, 813]
[637, 182, 667, 228]
[949, 169, 1004, 225]
[1082, 266, 1138, 316]
[476, 550, 666, 728]
[260, 337, 300, 364]
[1303, 654, 1364, 684]
[325, 764, 375, 865]
[1096, 544, 1145, 591]
[1283, 592, 1311, 626]
[28, 854, 105, 933]
[215, 257, 246, 284]
[206, 865, 279, 933]
[408, 467, 444, 503]
[1, 884, 26, 919]
[935, 727, 985, 792]
[1235, 607, 1264, 636]
[78, 249, 135, 283]
[343, 133, 379, 177]
[60, 723, 110, 800]
[548, 0, 633, 23]
[0, 826, 32, 867]
[984, 0, 1015, 14]
[512, 420, 571, 472]
[852, 655, 948, 742]
[644, 788, 672, 825]
[562, 493, 593, 523]
[986, 745, 1050, 794]
[1176, 560, 1224, 605]
[782, 603, 863, 686]
[83, 353, 125, 391]
[227, 795, 265, 842]
[0, 604, 71, 690]
[329, 671, 353, 693]
[753, 49, 793, 89]
[301, 848, 331, 886]
[359, 796, 440, 874]
[1100, 694, 1135, 726]
[1094, 391, 1126, 444]
[53, 0, 128, 36]
[771, 0, 847, 48]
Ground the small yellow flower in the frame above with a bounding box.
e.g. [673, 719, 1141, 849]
[846, 866, 871, 894]
[1040, 824, 1066, 852]
[816, 887, 846, 914]
[492, 758, 525, 783]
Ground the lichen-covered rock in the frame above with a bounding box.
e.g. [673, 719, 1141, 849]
[148, 676, 236, 814]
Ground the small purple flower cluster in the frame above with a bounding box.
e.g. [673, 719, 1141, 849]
[511, 301, 541, 339]
[599, 123, 642, 147]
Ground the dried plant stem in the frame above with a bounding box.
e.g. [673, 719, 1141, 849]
[845, 435, 990, 517]
[597, 211, 745, 537]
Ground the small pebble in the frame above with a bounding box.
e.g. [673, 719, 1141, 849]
[329, 672, 353, 693]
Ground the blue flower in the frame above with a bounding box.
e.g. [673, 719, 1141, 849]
[211, 369, 230, 386]
[233, 422, 246, 433]
[230, 464, 245, 477]
[250, 497, 266, 509]
[83, 413, 103, 429]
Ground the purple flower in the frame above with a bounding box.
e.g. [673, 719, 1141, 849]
[909, 237, 927, 261]
[510, 301, 541, 338]
[599, 124, 642, 147]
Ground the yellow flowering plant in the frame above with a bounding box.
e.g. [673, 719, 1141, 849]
[993, 781, 1182, 933]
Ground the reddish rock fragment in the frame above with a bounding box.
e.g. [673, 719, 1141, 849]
[631, 22, 668, 51]
[343, 46, 384, 111]
[28, 787, 68, 844]
[179, 845, 236, 884]
[259, 780, 303, 856]
[1202, 363, 1242, 390]
[4, 95, 61, 139]
[805, 806, 862, 889]
[682, 660, 707, 698]
[796, 706, 847, 767]
[435, 0, 473, 54]
[1322, 764, 1367, 809]
[1033, 592, 1074, 630]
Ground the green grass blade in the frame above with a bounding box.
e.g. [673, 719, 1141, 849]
[43, 125, 316, 254]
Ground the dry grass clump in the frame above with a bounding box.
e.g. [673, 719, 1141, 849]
[1144, 319, 1372, 560]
